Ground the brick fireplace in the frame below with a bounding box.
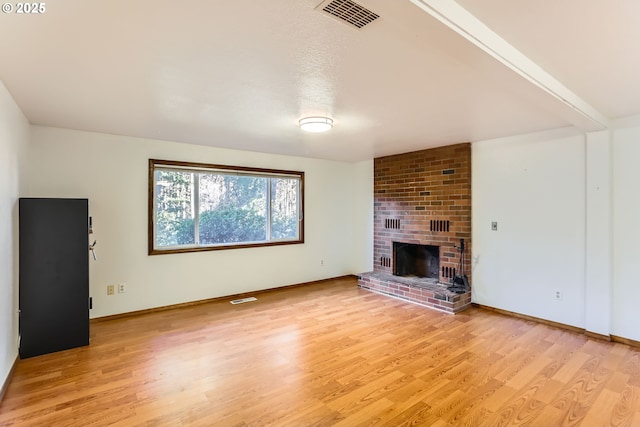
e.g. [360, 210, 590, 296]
[358, 143, 472, 313]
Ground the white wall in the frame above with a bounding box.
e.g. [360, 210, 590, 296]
[26, 126, 372, 318]
[473, 120, 640, 342]
[472, 128, 587, 328]
[351, 159, 374, 273]
[0, 81, 29, 388]
[584, 130, 612, 336]
[612, 116, 640, 341]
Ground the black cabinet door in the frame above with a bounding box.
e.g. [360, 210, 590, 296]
[19, 198, 90, 358]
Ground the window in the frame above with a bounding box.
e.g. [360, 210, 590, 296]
[149, 159, 304, 254]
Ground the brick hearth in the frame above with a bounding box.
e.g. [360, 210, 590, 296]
[358, 143, 472, 313]
[359, 272, 471, 314]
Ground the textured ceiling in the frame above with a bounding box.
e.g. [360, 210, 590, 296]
[0, 0, 637, 162]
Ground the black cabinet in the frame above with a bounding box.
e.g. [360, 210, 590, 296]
[19, 198, 90, 358]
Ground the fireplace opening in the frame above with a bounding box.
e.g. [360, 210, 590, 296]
[393, 242, 439, 280]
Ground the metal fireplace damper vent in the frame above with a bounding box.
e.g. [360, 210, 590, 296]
[316, 0, 380, 29]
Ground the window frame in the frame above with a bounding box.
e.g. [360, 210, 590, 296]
[148, 159, 304, 255]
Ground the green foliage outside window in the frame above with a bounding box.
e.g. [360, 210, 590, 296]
[151, 161, 302, 253]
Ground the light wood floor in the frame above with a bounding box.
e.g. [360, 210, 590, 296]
[2, 277, 640, 426]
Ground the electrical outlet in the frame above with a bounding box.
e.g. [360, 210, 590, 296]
[107, 285, 115, 296]
[118, 283, 126, 293]
[554, 290, 562, 300]
[491, 221, 498, 231]
[320, 260, 324, 266]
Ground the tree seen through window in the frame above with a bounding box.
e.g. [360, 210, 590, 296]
[150, 160, 303, 253]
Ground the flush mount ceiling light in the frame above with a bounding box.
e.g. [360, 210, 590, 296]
[299, 116, 334, 133]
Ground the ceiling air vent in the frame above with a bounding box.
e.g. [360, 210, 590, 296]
[316, 0, 380, 30]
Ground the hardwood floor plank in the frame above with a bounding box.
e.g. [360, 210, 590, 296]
[325, 370, 406, 413]
[631, 410, 640, 427]
[332, 397, 396, 427]
[441, 378, 503, 426]
[552, 355, 613, 426]
[552, 351, 593, 383]
[536, 378, 567, 405]
[382, 401, 441, 427]
[2, 277, 640, 426]
[583, 387, 632, 427]
[526, 404, 564, 427]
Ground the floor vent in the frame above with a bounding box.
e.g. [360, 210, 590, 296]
[230, 297, 257, 305]
[316, 0, 380, 29]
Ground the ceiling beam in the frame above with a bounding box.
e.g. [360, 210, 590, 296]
[409, 0, 610, 131]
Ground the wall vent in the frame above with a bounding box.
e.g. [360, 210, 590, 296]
[430, 220, 450, 233]
[442, 266, 456, 279]
[316, 0, 380, 29]
[380, 256, 391, 268]
[385, 218, 400, 229]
